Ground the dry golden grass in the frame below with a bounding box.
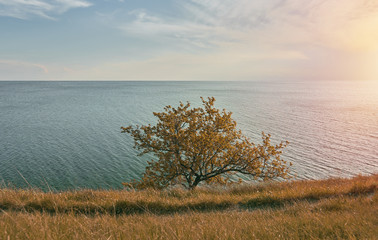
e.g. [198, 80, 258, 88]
[1, 174, 377, 239]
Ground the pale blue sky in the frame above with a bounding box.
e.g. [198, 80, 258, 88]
[1, 0, 378, 80]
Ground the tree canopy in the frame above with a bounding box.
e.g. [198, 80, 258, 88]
[121, 97, 290, 190]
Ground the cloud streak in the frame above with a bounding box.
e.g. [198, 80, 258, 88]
[119, 0, 378, 51]
[0, 59, 48, 73]
[0, 0, 92, 19]
[108, 0, 378, 80]
[0, 59, 51, 80]
[2, 0, 378, 81]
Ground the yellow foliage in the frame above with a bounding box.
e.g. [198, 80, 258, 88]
[121, 97, 290, 190]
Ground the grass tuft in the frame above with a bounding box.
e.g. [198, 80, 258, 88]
[0, 174, 377, 239]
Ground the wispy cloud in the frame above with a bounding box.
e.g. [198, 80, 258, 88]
[3, 0, 377, 81]
[105, 0, 378, 80]
[117, 0, 378, 52]
[0, 59, 50, 80]
[119, 10, 223, 50]
[0, 0, 92, 19]
[0, 59, 48, 73]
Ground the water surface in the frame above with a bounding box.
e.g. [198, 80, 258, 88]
[0, 81, 377, 190]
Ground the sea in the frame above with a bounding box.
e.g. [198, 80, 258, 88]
[0, 81, 377, 191]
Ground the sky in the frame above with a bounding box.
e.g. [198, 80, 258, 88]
[0, 0, 378, 81]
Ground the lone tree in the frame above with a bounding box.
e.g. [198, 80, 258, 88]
[122, 97, 290, 190]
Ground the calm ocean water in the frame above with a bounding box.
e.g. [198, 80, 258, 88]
[0, 81, 377, 190]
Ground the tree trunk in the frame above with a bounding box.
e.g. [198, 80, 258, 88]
[189, 177, 201, 190]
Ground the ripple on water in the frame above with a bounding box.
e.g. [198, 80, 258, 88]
[0, 81, 377, 190]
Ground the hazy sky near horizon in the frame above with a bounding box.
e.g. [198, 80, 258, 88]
[1, 0, 378, 81]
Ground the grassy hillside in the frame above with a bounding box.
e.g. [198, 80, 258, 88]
[1, 174, 377, 239]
